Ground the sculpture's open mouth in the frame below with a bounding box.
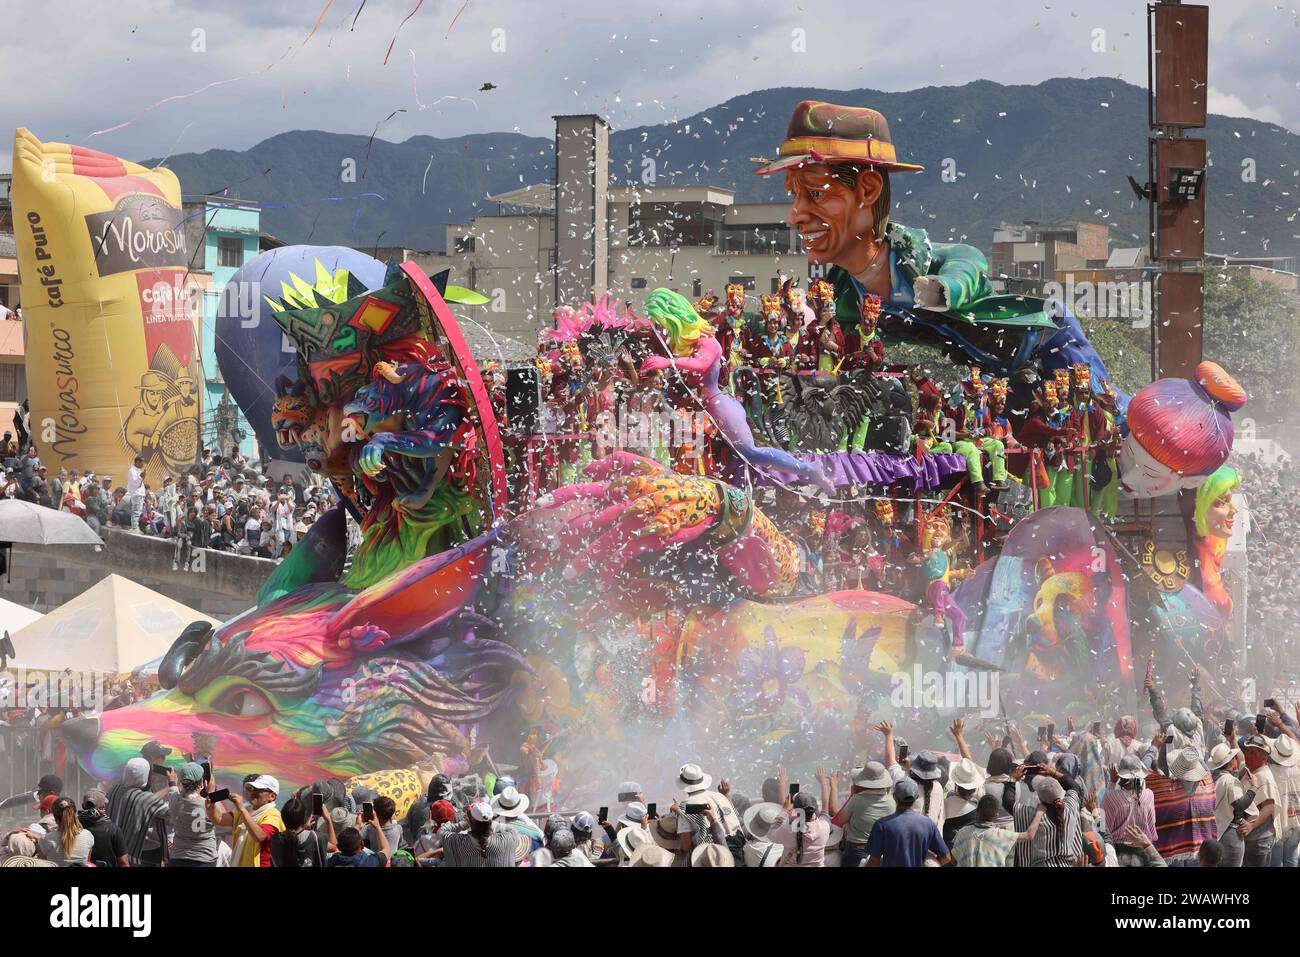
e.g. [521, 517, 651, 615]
[800, 228, 829, 251]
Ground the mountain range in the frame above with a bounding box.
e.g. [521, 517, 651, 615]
[146, 76, 1300, 260]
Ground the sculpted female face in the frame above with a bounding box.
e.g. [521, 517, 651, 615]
[784, 165, 880, 268]
[1207, 490, 1236, 539]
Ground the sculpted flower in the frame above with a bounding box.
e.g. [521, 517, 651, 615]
[737, 628, 809, 714]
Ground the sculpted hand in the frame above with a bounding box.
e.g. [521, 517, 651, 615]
[357, 437, 391, 477]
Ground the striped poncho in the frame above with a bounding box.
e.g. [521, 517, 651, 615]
[1146, 771, 1216, 860]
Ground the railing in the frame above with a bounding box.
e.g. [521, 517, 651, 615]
[0, 725, 99, 823]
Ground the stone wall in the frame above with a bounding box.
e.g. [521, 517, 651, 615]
[3, 528, 273, 620]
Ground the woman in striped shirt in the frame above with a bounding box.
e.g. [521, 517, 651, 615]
[1014, 772, 1085, 867]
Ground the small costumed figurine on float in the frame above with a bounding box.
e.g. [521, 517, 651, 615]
[913, 509, 973, 657]
[719, 283, 747, 385]
[799, 278, 846, 373]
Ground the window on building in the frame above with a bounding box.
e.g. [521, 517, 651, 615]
[627, 202, 725, 247]
[730, 276, 756, 291]
[216, 237, 244, 269]
[716, 223, 794, 255]
[454, 235, 476, 254]
[0, 363, 25, 403]
[630, 278, 648, 290]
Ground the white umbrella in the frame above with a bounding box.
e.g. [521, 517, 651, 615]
[0, 499, 103, 545]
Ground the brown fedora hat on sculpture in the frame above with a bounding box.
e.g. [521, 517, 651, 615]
[754, 100, 925, 176]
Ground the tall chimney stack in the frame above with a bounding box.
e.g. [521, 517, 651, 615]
[553, 114, 608, 311]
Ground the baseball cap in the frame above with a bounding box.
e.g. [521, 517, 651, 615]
[468, 801, 494, 823]
[141, 740, 171, 760]
[36, 774, 63, 795]
[249, 774, 280, 795]
[178, 762, 205, 785]
[571, 810, 596, 832]
[82, 788, 108, 810]
[36, 793, 58, 814]
[892, 778, 920, 803]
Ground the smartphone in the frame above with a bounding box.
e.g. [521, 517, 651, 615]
[616, 791, 638, 802]
[1037, 726, 1047, 741]
[208, 788, 230, 803]
[1264, 698, 1279, 712]
[597, 806, 609, 824]
[1255, 714, 1267, 734]
[1000, 735, 1012, 749]
[201, 761, 211, 782]
[1145, 654, 1156, 685]
[362, 801, 374, 823]
[788, 783, 800, 797]
[1091, 721, 1102, 737]
[898, 744, 909, 762]
[1224, 718, 1235, 738]
[683, 802, 709, 815]
[312, 793, 324, 817]
[646, 802, 658, 820]
[1046, 723, 1056, 742]
[152, 764, 169, 778]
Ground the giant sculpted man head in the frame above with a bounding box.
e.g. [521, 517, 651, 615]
[755, 100, 923, 275]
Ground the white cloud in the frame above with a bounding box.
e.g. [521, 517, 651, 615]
[1207, 87, 1285, 127]
[0, 0, 1296, 168]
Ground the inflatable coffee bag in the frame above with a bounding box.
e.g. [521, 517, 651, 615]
[11, 129, 201, 485]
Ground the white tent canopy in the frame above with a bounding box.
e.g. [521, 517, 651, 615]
[8, 575, 217, 674]
[0, 596, 44, 636]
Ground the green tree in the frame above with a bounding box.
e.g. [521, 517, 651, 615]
[1202, 269, 1300, 427]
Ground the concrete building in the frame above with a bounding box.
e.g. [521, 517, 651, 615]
[1205, 253, 1298, 293]
[554, 114, 609, 308]
[0, 175, 18, 315]
[988, 221, 1159, 324]
[437, 174, 810, 350]
[181, 196, 282, 457]
[989, 220, 1111, 293]
[0, 230, 18, 316]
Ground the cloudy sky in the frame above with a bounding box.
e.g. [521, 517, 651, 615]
[1, 0, 1296, 168]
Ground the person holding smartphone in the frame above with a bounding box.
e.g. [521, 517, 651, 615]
[106, 757, 170, 868]
[269, 797, 329, 867]
[670, 764, 731, 856]
[166, 762, 218, 867]
[362, 796, 404, 855]
[225, 775, 284, 868]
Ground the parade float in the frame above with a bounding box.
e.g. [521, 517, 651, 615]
[15, 104, 1246, 799]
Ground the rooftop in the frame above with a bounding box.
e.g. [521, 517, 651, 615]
[485, 182, 742, 214]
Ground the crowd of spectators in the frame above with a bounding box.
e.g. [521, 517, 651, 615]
[4, 668, 1297, 868]
[1, 432, 334, 565]
[1238, 452, 1300, 692]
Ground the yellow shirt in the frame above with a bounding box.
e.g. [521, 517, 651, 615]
[232, 803, 283, 868]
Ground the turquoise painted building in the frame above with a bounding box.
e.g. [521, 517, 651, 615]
[183, 197, 270, 459]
